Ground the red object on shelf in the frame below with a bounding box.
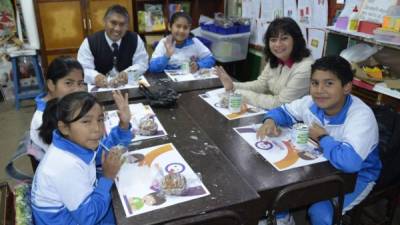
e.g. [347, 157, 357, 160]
[358, 21, 381, 34]
[353, 78, 375, 91]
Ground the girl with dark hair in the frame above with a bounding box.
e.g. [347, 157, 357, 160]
[31, 90, 133, 225]
[30, 56, 86, 156]
[149, 11, 215, 73]
[216, 17, 314, 109]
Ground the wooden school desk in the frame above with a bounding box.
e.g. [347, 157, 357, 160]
[178, 90, 357, 212]
[105, 103, 263, 225]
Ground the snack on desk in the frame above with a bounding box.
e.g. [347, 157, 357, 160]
[161, 173, 187, 196]
[218, 92, 229, 108]
[138, 115, 158, 136]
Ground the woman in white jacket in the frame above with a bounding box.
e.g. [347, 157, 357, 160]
[216, 17, 314, 109]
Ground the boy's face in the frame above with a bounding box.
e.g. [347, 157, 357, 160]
[169, 17, 191, 43]
[48, 69, 85, 98]
[104, 13, 128, 42]
[58, 103, 105, 150]
[310, 70, 352, 116]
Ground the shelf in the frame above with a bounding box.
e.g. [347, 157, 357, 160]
[138, 30, 166, 35]
[326, 26, 400, 51]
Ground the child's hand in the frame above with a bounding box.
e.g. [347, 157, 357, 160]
[256, 119, 281, 140]
[309, 122, 327, 141]
[215, 66, 234, 91]
[113, 90, 131, 129]
[164, 35, 175, 57]
[102, 148, 123, 179]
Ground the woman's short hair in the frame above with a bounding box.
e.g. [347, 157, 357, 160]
[263, 17, 310, 68]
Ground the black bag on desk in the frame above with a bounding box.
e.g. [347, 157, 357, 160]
[139, 84, 179, 107]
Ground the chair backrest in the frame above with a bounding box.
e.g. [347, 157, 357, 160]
[373, 105, 400, 189]
[163, 210, 243, 225]
[268, 175, 345, 225]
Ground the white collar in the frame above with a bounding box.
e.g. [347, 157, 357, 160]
[104, 32, 122, 47]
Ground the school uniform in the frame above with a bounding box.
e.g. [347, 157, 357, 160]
[30, 93, 49, 154]
[265, 95, 381, 225]
[149, 36, 215, 73]
[31, 126, 132, 225]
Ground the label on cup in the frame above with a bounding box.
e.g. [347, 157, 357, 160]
[293, 123, 309, 149]
[228, 93, 242, 113]
[180, 62, 190, 74]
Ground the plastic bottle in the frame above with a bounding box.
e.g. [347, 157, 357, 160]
[348, 6, 360, 32]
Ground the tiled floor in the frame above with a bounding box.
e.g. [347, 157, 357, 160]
[0, 99, 399, 225]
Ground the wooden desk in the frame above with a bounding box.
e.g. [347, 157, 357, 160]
[95, 72, 222, 103]
[178, 90, 357, 211]
[108, 103, 262, 225]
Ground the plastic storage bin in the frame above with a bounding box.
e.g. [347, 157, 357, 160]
[201, 30, 251, 62]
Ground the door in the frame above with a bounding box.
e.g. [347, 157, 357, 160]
[87, 0, 134, 34]
[36, 0, 87, 65]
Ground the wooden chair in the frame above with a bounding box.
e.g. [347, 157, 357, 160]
[0, 182, 15, 225]
[163, 210, 243, 225]
[345, 105, 400, 225]
[267, 175, 345, 225]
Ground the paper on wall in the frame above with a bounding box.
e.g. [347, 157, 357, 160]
[297, 0, 312, 27]
[307, 28, 326, 60]
[256, 18, 270, 46]
[311, 0, 328, 28]
[260, 0, 284, 21]
[242, 0, 261, 19]
[284, 0, 299, 21]
[359, 0, 397, 24]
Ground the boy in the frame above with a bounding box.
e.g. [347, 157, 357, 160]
[257, 56, 381, 225]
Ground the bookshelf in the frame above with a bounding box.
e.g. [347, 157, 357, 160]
[132, 0, 225, 35]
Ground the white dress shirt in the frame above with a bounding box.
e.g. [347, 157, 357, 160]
[77, 32, 149, 84]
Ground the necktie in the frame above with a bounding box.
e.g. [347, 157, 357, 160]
[112, 43, 119, 60]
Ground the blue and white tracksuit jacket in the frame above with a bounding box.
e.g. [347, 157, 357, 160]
[149, 37, 215, 73]
[31, 126, 132, 225]
[265, 95, 381, 225]
[30, 93, 49, 153]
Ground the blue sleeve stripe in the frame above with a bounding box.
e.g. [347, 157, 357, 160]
[149, 56, 169, 73]
[197, 55, 215, 69]
[320, 136, 364, 173]
[32, 203, 65, 211]
[265, 106, 295, 127]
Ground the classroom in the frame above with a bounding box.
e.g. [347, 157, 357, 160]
[0, 0, 400, 224]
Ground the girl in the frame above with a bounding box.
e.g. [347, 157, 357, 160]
[30, 56, 86, 155]
[31, 90, 132, 225]
[149, 11, 215, 73]
[216, 17, 314, 109]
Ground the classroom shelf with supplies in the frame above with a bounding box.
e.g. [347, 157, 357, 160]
[324, 27, 400, 110]
[132, 0, 225, 35]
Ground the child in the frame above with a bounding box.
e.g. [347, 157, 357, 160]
[31, 90, 132, 225]
[256, 56, 381, 225]
[30, 56, 86, 155]
[149, 11, 215, 73]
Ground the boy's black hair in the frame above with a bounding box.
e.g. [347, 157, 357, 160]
[46, 56, 83, 84]
[39, 92, 101, 144]
[104, 4, 129, 21]
[263, 17, 310, 68]
[311, 56, 354, 85]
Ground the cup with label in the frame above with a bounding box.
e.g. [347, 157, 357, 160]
[228, 92, 242, 113]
